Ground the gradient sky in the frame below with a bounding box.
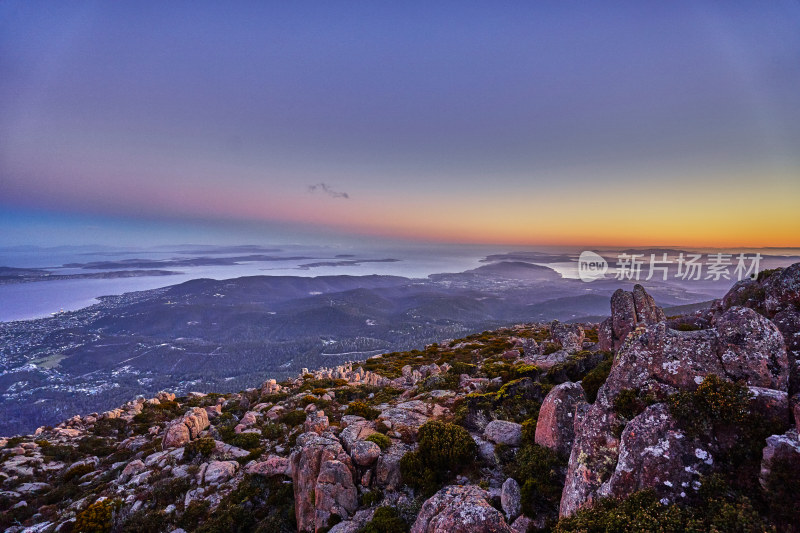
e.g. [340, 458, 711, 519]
[1, 1, 799, 248]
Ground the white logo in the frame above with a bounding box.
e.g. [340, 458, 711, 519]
[578, 251, 608, 282]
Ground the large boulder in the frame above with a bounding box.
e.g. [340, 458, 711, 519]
[596, 404, 709, 504]
[560, 304, 791, 518]
[350, 440, 381, 467]
[598, 285, 666, 351]
[339, 419, 376, 453]
[290, 433, 353, 532]
[315, 460, 358, 528]
[162, 422, 191, 448]
[714, 306, 789, 390]
[411, 485, 513, 533]
[162, 407, 210, 448]
[203, 460, 238, 485]
[304, 410, 330, 435]
[484, 420, 523, 447]
[535, 382, 586, 456]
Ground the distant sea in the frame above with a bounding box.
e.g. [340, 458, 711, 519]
[0, 244, 500, 322]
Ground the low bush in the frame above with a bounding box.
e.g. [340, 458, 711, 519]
[226, 432, 262, 451]
[184, 437, 216, 461]
[278, 410, 307, 428]
[581, 356, 613, 403]
[344, 401, 380, 420]
[356, 506, 408, 533]
[554, 482, 770, 533]
[73, 499, 120, 533]
[365, 433, 391, 450]
[400, 421, 476, 496]
[502, 443, 567, 517]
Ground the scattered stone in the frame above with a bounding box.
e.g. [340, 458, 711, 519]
[484, 420, 523, 447]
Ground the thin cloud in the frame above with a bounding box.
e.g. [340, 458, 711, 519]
[308, 182, 350, 199]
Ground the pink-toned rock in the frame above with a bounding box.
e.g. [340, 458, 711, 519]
[183, 407, 210, 439]
[339, 420, 376, 453]
[599, 284, 666, 351]
[304, 410, 330, 435]
[411, 485, 512, 533]
[247, 455, 290, 477]
[163, 407, 210, 448]
[350, 440, 381, 467]
[119, 459, 146, 483]
[290, 433, 353, 532]
[377, 405, 429, 439]
[511, 515, 535, 533]
[162, 422, 191, 448]
[315, 459, 358, 528]
[535, 382, 586, 456]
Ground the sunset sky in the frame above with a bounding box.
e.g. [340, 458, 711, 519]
[1, 2, 799, 248]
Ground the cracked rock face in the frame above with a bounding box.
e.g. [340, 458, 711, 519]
[561, 284, 792, 518]
[411, 485, 513, 533]
[596, 403, 709, 505]
[290, 432, 354, 532]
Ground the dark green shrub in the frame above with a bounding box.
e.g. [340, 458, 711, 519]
[667, 375, 750, 438]
[613, 389, 656, 420]
[40, 442, 81, 462]
[226, 432, 262, 451]
[357, 506, 408, 533]
[261, 422, 284, 441]
[185, 437, 216, 461]
[278, 409, 307, 427]
[196, 475, 295, 533]
[400, 421, 476, 496]
[503, 443, 567, 517]
[763, 454, 800, 530]
[673, 323, 702, 332]
[150, 477, 191, 507]
[581, 357, 613, 403]
[62, 463, 95, 483]
[344, 401, 380, 420]
[361, 489, 383, 507]
[120, 509, 167, 533]
[77, 436, 115, 456]
[178, 500, 210, 530]
[365, 433, 391, 451]
[554, 482, 771, 533]
[449, 361, 477, 376]
[92, 417, 129, 437]
[458, 378, 549, 429]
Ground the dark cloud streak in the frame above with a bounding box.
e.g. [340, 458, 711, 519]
[308, 183, 350, 199]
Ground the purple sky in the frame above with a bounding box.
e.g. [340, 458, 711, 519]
[1, 2, 799, 247]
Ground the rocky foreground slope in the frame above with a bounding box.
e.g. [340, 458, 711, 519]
[2, 265, 800, 532]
